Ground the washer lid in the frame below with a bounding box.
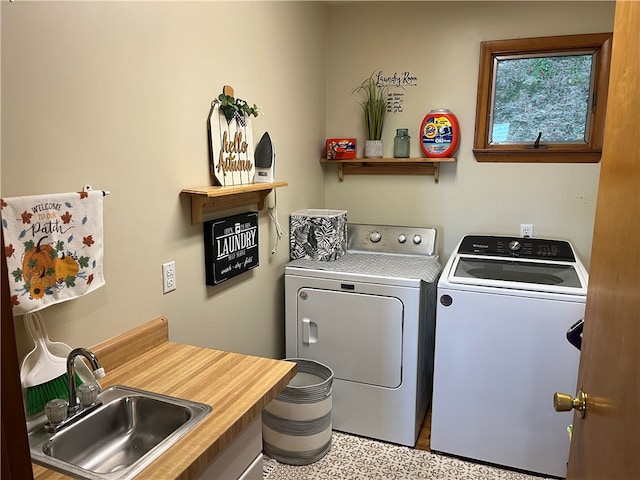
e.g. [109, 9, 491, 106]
[448, 255, 588, 295]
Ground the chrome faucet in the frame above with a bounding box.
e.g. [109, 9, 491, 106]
[44, 347, 106, 433]
[67, 347, 105, 415]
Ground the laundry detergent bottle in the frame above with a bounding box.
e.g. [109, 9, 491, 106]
[420, 109, 460, 158]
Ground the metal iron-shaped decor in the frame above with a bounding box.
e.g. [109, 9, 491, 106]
[208, 85, 256, 186]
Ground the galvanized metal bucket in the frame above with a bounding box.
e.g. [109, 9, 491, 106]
[262, 358, 334, 465]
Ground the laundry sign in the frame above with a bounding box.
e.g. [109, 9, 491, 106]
[372, 70, 420, 114]
[203, 212, 259, 285]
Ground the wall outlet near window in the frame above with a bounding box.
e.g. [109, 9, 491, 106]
[520, 224, 534, 238]
[162, 261, 176, 293]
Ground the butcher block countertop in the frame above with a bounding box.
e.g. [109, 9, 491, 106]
[31, 316, 297, 480]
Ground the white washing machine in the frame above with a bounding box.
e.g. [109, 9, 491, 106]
[285, 224, 442, 447]
[431, 235, 588, 478]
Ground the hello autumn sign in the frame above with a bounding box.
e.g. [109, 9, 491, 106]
[208, 87, 256, 186]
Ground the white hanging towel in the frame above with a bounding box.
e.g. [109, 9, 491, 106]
[1, 190, 105, 315]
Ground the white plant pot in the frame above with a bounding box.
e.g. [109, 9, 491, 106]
[364, 139, 383, 158]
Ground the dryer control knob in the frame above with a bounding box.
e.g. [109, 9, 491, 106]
[369, 231, 382, 243]
[413, 235, 422, 245]
[398, 234, 407, 244]
[509, 240, 521, 251]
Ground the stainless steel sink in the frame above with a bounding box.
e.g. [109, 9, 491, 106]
[28, 385, 211, 480]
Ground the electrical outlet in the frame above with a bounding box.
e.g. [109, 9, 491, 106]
[162, 261, 176, 294]
[520, 224, 534, 238]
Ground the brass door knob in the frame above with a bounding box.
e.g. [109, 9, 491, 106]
[554, 390, 588, 418]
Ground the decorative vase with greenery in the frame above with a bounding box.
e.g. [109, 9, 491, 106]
[352, 73, 391, 158]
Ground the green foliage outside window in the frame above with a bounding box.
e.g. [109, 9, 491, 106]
[491, 54, 594, 144]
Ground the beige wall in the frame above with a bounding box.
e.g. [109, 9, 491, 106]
[325, 1, 614, 264]
[2, 1, 615, 363]
[2, 1, 327, 360]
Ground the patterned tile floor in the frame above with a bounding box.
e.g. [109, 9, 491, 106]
[263, 431, 551, 480]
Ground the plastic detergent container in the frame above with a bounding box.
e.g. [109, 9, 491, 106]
[420, 109, 460, 158]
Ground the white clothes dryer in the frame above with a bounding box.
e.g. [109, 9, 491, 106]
[285, 224, 442, 447]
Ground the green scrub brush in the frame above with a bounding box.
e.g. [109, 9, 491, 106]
[21, 313, 82, 416]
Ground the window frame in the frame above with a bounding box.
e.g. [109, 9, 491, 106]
[473, 33, 613, 163]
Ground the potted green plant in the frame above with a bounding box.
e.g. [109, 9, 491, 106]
[352, 73, 391, 158]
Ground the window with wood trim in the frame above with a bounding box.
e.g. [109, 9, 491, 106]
[473, 33, 612, 163]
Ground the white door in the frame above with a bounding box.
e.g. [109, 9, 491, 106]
[296, 287, 403, 388]
[566, 2, 640, 476]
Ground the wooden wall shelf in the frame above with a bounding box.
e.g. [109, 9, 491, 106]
[181, 182, 288, 225]
[320, 157, 455, 183]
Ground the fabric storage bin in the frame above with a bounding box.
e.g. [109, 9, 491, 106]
[262, 359, 334, 465]
[290, 209, 347, 261]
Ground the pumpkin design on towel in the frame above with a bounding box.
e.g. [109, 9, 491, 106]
[54, 254, 80, 283]
[22, 236, 57, 299]
[21, 236, 80, 300]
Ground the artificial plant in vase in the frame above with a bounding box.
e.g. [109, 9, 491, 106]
[352, 73, 391, 158]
